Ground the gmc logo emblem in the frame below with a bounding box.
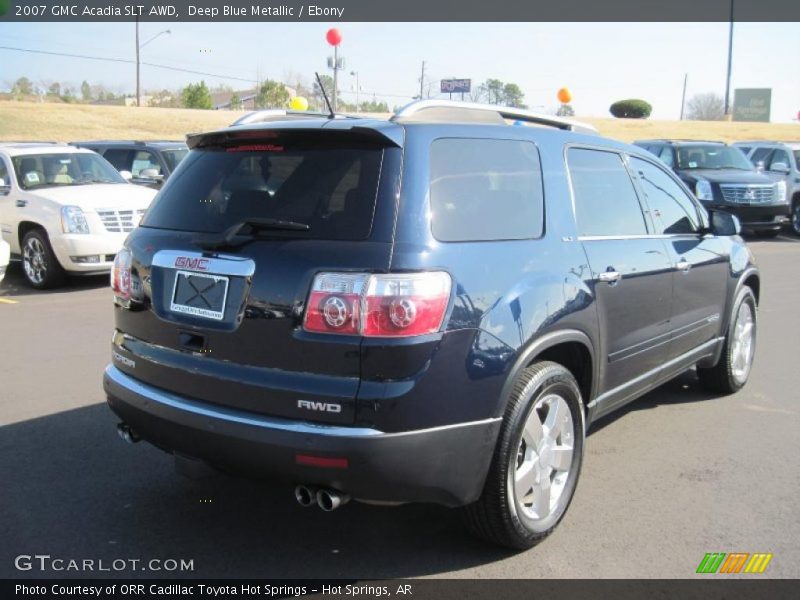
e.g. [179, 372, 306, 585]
[175, 256, 209, 271]
[297, 400, 342, 413]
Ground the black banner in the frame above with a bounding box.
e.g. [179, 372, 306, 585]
[2, 0, 800, 22]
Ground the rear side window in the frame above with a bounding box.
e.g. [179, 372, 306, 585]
[102, 148, 134, 171]
[141, 139, 383, 240]
[567, 148, 647, 237]
[429, 138, 544, 242]
[630, 157, 700, 234]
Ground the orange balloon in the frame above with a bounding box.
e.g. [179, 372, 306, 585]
[557, 87, 573, 104]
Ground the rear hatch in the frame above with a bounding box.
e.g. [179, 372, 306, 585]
[111, 123, 403, 425]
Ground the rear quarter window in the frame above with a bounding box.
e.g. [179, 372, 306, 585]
[429, 138, 544, 242]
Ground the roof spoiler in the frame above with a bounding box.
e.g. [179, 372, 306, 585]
[391, 100, 598, 135]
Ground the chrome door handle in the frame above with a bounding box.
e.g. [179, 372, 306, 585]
[676, 259, 691, 272]
[598, 270, 622, 284]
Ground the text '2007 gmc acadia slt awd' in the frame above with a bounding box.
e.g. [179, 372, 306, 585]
[103, 101, 759, 549]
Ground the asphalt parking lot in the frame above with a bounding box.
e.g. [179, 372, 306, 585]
[1, 236, 799, 579]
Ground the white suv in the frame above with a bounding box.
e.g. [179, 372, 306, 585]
[0, 143, 157, 288]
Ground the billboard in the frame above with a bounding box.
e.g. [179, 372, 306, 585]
[733, 88, 772, 122]
[441, 79, 471, 94]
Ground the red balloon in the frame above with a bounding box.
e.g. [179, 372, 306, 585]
[326, 28, 342, 46]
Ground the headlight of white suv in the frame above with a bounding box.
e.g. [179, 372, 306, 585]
[61, 206, 90, 234]
[695, 180, 714, 201]
[775, 181, 787, 203]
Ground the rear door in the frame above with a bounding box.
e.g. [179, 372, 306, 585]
[113, 129, 402, 425]
[628, 156, 728, 358]
[568, 147, 673, 401]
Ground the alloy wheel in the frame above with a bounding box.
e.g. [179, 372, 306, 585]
[730, 301, 755, 385]
[23, 236, 47, 285]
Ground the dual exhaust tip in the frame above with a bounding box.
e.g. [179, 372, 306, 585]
[295, 485, 350, 512]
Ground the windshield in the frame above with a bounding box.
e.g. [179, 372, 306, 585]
[161, 148, 189, 172]
[675, 145, 754, 171]
[141, 140, 383, 240]
[12, 153, 127, 190]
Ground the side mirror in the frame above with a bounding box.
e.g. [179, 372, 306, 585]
[139, 168, 164, 181]
[708, 209, 741, 236]
[119, 170, 133, 181]
[769, 162, 790, 174]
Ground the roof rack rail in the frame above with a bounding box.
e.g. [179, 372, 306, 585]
[391, 100, 598, 134]
[637, 138, 725, 144]
[230, 109, 356, 127]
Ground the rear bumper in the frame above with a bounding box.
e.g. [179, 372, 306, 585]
[103, 364, 501, 506]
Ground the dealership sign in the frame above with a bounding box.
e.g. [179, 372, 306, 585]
[733, 88, 772, 123]
[441, 79, 471, 94]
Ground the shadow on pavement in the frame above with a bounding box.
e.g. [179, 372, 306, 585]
[1, 403, 514, 579]
[0, 261, 108, 298]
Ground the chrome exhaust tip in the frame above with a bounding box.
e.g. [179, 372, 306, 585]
[294, 485, 318, 508]
[116, 423, 140, 444]
[316, 488, 350, 512]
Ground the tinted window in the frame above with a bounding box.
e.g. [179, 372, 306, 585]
[131, 150, 161, 177]
[737, 146, 752, 155]
[429, 138, 543, 242]
[675, 145, 753, 170]
[630, 157, 699, 234]
[162, 148, 188, 172]
[102, 149, 135, 171]
[767, 150, 790, 170]
[0, 158, 8, 186]
[142, 139, 383, 241]
[658, 146, 675, 168]
[749, 147, 772, 165]
[567, 148, 647, 237]
[11, 153, 126, 189]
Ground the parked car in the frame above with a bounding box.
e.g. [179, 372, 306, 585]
[0, 143, 157, 289]
[0, 238, 9, 285]
[104, 101, 759, 549]
[733, 141, 800, 235]
[70, 140, 188, 189]
[635, 139, 789, 237]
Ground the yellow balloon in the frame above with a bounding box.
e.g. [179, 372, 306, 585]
[289, 96, 309, 111]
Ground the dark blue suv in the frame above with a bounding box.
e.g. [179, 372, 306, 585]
[103, 101, 759, 549]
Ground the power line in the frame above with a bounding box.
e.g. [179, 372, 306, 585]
[0, 45, 258, 84]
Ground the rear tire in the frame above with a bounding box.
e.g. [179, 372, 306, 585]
[697, 286, 757, 394]
[462, 361, 585, 549]
[21, 228, 65, 289]
[791, 200, 800, 236]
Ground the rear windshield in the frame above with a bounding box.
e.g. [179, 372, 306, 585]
[141, 139, 383, 240]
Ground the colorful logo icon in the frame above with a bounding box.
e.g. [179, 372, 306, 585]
[697, 552, 773, 574]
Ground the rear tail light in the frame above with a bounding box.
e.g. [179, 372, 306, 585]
[303, 272, 451, 337]
[111, 248, 132, 303]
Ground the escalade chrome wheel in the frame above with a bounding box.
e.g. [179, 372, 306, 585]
[463, 361, 585, 549]
[21, 229, 64, 289]
[792, 202, 800, 236]
[698, 286, 757, 394]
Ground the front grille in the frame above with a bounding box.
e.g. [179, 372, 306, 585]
[719, 184, 776, 205]
[97, 208, 147, 233]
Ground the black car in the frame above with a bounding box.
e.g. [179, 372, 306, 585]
[635, 139, 789, 236]
[70, 140, 188, 189]
[103, 101, 759, 549]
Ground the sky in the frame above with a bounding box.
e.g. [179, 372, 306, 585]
[1, 21, 798, 121]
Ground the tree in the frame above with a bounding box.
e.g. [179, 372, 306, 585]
[482, 79, 505, 104]
[181, 80, 213, 109]
[229, 92, 242, 110]
[47, 82, 61, 98]
[686, 92, 725, 121]
[609, 99, 652, 119]
[359, 99, 389, 113]
[502, 83, 526, 108]
[12, 77, 33, 95]
[556, 104, 575, 117]
[255, 79, 289, 109]
[80, 80, 92, 102]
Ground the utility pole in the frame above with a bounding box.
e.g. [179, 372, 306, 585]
[419, 61, 426, 100]
[680, 73, 688, 120]
[724, 0, 735, 116]
[350, 71, 360, 113]
[333, 44, 339, 111]
[135, 18, 140, 107]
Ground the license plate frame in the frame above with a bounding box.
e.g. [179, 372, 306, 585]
[170, 270, 230, 321]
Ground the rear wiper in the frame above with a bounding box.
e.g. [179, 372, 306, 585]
[196, 218, 310, 250]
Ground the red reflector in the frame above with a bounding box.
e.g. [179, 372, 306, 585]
[295, 454, 349, 469]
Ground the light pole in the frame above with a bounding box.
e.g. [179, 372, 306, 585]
[135, 20, 171, 107]
[724, 0, 734, 117]
[350, 71, 359, 113]
[326, 28, 343, 112]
